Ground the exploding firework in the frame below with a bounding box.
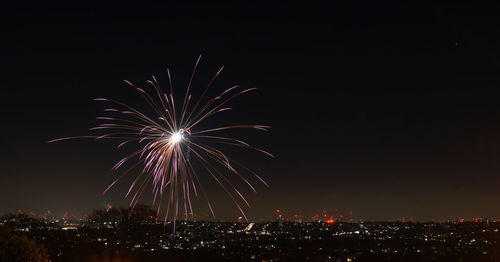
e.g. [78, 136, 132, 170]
[50, 55, 272, 225]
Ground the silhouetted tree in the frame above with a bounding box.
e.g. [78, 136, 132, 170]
[88, 204, 156, 228]
[0, 225, 50, 262]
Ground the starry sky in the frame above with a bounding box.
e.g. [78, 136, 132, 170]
[3, 2, 500, 221]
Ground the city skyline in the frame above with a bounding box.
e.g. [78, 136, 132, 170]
[4, 205, 500, 224]
[3, 210, 499, 261]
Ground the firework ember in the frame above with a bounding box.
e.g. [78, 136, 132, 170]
[50, 55, 272, 225]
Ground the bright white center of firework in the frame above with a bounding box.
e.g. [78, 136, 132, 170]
[171, 132, 182, 144]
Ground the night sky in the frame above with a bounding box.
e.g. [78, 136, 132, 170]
[3, 2, 500, 221]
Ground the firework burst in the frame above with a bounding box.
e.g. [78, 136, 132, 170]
[50, 55, 272, 225]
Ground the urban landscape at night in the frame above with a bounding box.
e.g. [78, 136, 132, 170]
[5, 1, 500, 261]
[2, 207, 500, 261]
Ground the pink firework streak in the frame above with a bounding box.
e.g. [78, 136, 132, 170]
[49, 55, 272, 226]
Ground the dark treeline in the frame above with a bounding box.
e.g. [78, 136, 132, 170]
[0, 225, 50, 262]
[88, 203, 157, 227]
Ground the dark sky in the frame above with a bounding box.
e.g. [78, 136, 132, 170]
[3, 2, 500, 221]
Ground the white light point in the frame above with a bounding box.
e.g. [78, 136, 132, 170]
[170, 132, 182, 144]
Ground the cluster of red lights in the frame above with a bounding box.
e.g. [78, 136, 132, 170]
[276, 208, 335, 224]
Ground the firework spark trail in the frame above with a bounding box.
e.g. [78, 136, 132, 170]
[49, 55, 272, 227]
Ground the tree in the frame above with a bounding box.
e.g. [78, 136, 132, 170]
[88, 204, 156, 227]
[0, 225, 50, 262]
